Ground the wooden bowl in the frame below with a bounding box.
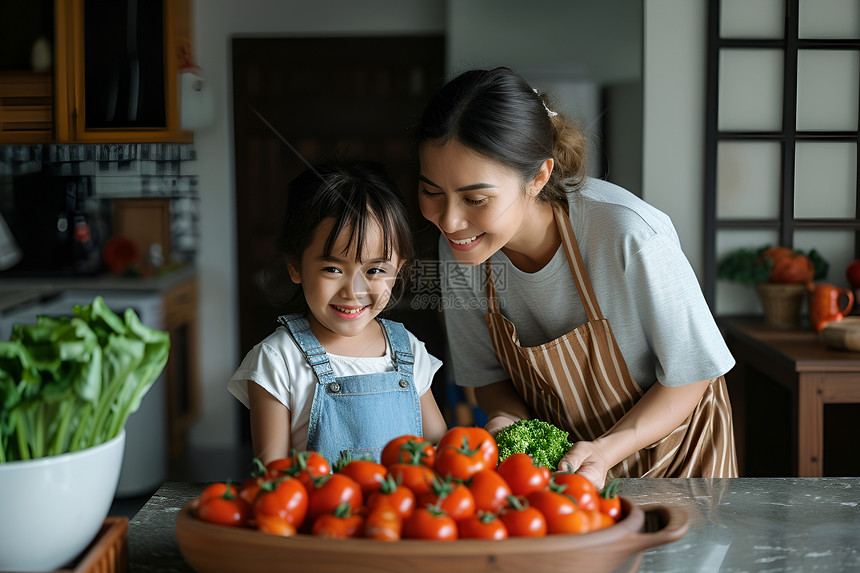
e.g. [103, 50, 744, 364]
[176, 496, 689, 573]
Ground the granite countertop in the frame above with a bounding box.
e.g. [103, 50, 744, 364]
[0, 265, 196, 314]
[128, 478, 860, 573]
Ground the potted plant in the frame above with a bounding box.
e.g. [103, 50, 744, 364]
[0, 297, 169, 571]
[717, 245, 829, 328]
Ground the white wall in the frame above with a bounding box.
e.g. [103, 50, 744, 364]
[642, 0, 708, 280]
[190, 0, 445, 450]
[446, 0, 642, 84]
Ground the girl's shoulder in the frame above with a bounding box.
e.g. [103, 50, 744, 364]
[251, 326, 304, 360]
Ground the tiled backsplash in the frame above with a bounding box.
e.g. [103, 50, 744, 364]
[0, 143, 199, 263]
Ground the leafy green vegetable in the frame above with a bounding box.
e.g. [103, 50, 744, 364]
[0, 296, 169, 463]
[717, 246, 772, 285]
[807, 248, 829, 280]
[494, 419, 573, 471]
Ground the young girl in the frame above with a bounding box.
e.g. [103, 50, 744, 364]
[228, 161, 447, 465]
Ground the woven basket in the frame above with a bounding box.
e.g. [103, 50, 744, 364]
[756, 283, 806, 328]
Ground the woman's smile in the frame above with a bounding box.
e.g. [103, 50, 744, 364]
[446, 233, 486, 251]
[418, 139, 552, 267]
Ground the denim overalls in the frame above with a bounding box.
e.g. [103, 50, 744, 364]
[278, 314, 423, 465]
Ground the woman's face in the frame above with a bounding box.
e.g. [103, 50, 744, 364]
[418, 139, 548, 267]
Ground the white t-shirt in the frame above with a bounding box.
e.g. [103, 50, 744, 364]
[439, 177, 735, 391]
[227, 325, 442, 452]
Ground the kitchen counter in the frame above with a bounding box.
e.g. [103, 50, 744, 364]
[128, 478, 860, 572]
[0, 264, 196, 314]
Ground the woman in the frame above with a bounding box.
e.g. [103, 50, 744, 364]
[415, 67, 737, 489]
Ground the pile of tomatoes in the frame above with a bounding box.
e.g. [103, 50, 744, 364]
[194, 426, 622, 541]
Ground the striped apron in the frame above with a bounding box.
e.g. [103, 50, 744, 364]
[484, 205, 737, 479]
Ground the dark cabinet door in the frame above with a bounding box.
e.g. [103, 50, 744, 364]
[83, 0, 166, 129]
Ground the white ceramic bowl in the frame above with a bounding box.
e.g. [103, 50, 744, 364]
[0, 429, 125, 572]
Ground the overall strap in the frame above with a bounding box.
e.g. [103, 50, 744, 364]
[378, 318, 414, 374]
[276, 314, 335, 382]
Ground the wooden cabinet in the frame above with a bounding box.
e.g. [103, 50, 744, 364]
[162, 274, 199, 458]
[0, 0, 192, 144]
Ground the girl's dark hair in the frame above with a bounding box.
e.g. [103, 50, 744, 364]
[415, 67, 588, 205]
[272, 161, 414, 313]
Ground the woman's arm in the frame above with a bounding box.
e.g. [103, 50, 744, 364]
[248, 381, 292, 464]
[559, 378, 711, 489]
[474, 379, 533, 435]
[420, 391, 448, 443]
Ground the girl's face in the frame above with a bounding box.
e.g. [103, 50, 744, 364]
[418, 139, 551, 267]
[288, 217, 403, 345]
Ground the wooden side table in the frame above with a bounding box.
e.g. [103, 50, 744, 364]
[720, 317, 860, 477]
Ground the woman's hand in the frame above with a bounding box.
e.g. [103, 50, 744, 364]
[484, 415, 517, 437]
[557, 441, 611, 490]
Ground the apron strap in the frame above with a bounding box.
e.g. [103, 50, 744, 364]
[378, 318, 414, 374]
[484, 261, 500, 313]
[553, 204, 604, 322]
[277, 313, 335, 383]
[483, 205, 603, 322]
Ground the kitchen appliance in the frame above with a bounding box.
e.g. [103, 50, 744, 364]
[0, 172, 105, 277]
[0, 290, 167, 497]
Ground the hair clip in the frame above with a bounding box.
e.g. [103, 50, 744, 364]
[532, 88, 558, 117]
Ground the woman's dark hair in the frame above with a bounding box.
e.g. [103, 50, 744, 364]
[415, 67, 588, 204]
[270, 161, 414, 313]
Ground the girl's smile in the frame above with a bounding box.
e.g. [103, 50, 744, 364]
[288, 217, 403, 355]
[330, 304, 370, 318]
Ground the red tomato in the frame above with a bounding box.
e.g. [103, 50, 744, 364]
[306, 473, 363, 524]
[238, 462, 268, 506]
[198, 481, 239, 506]
[381, 435, 436, 468]
[497, 453, 551, 497]
[551, 508, 593, 534]
[764, 247, 814, 285]
[435, 427, 498, 481]
[364, 507, 403, 541]
[264, 457, 293, 478]
[197, 486, 252, 527]
[589, 508, 616, 531]
[500, 495, 547, 537]
[366, 474, 416, 519]
[526, 487, 579, 534]
[387, 461, 437, 497]
[418, 477, 476, 522]
[253, 476, 309, 533]
[267, 451, 331, 489]
[457, 511, 508, 540]
[402, 506, 458, 541]
[847, 260, 860, 289]
[255, 515, 296, 536]
[551, 472, 599, 511]
[468, 469, 512, 513]
[335, 455, 387, 497]
[599, 480, 623, 521]
[311, 502, 364, 538]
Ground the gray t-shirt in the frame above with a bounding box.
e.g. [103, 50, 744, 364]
[437, 177, 734, 391]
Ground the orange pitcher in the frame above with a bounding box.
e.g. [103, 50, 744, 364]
[810, 283, 854, 332]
